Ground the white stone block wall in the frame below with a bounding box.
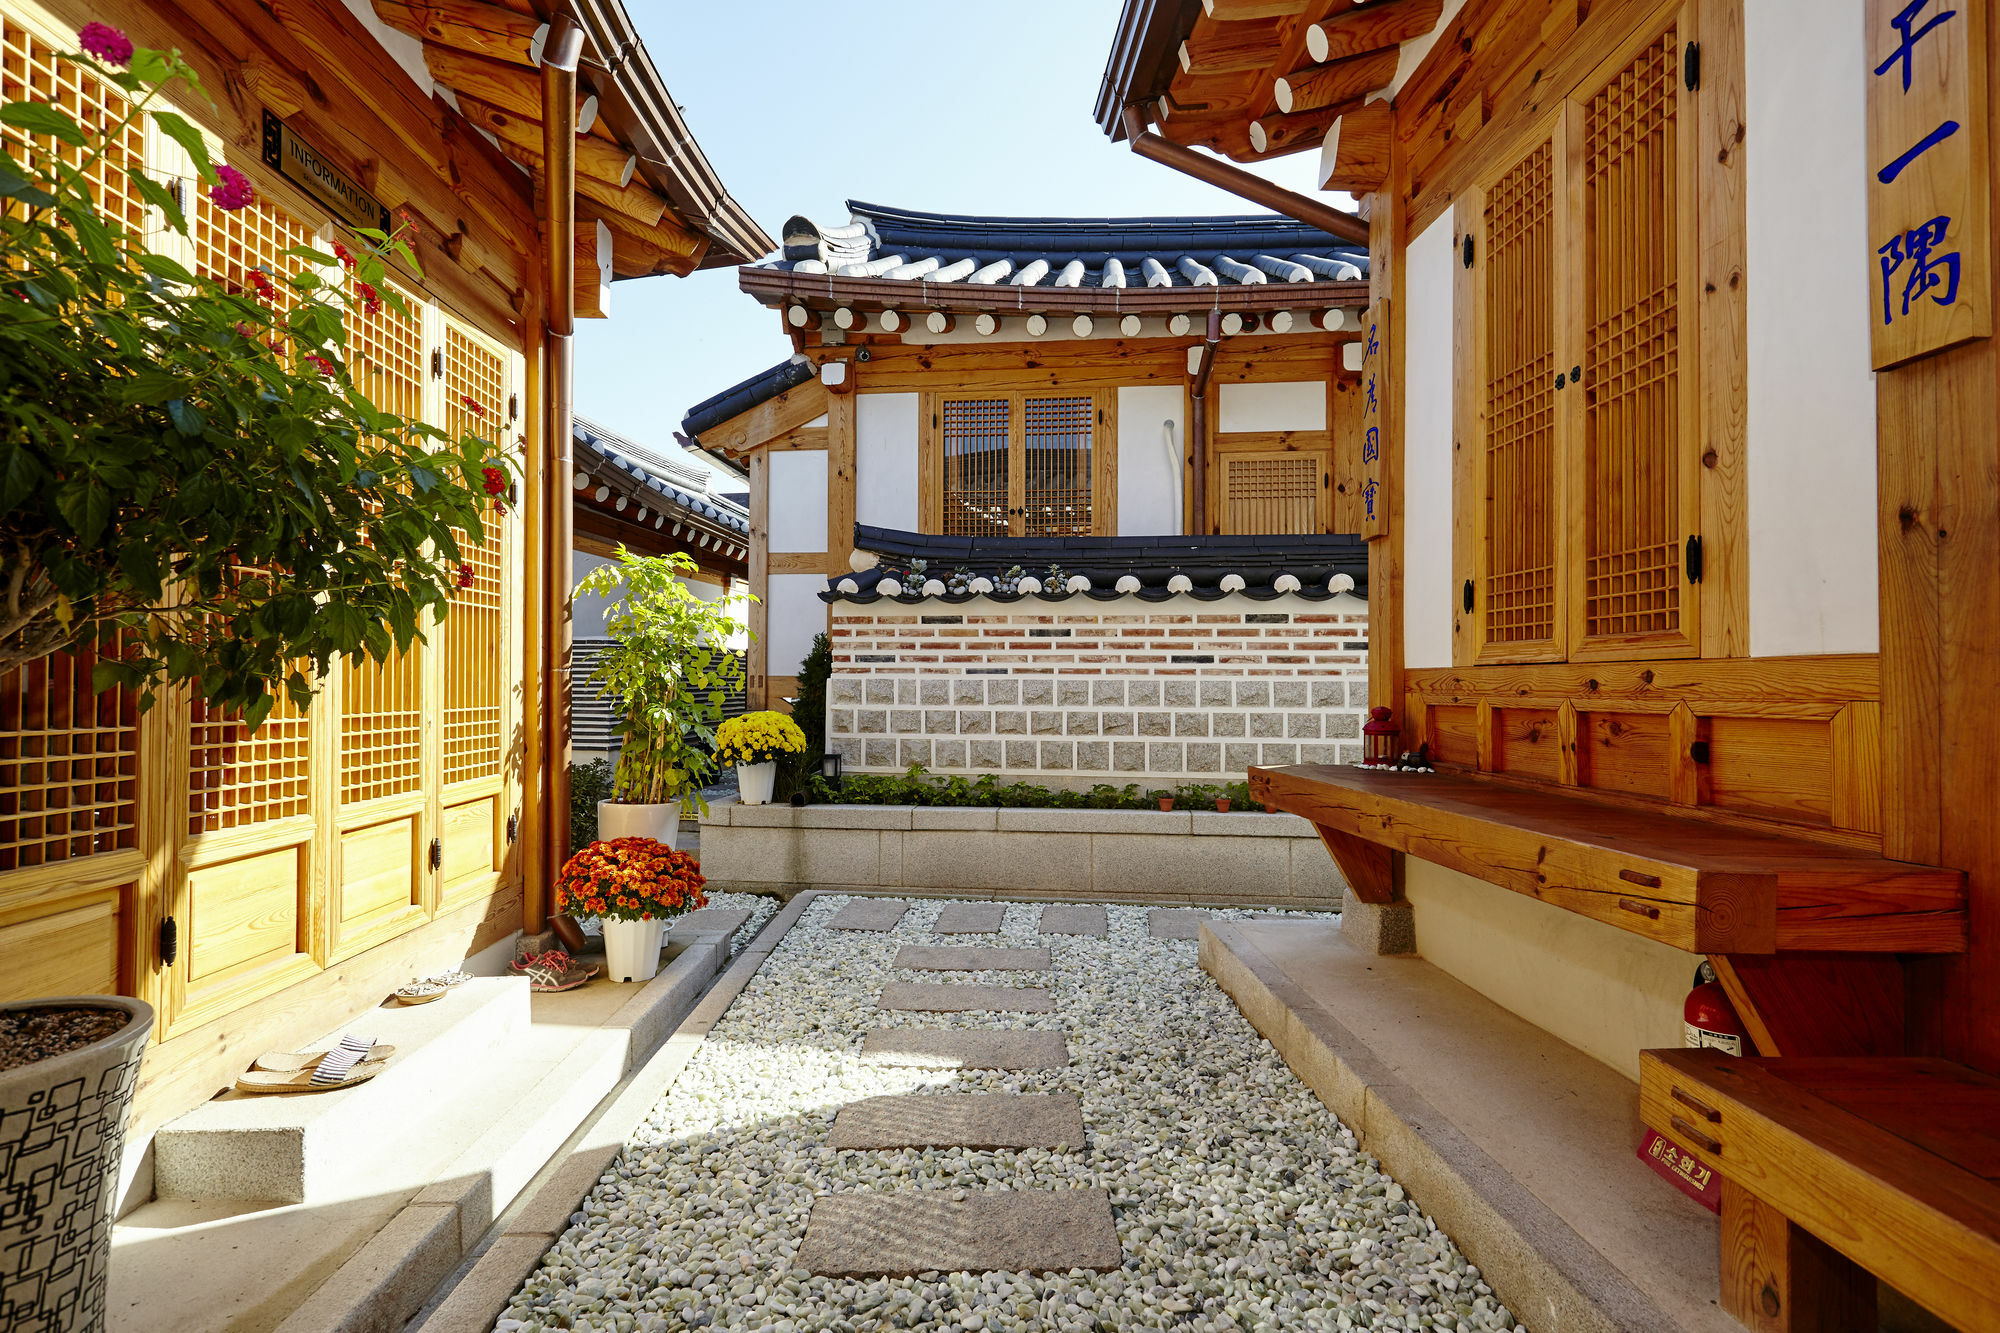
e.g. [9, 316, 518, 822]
[824, 593, 1368, 779]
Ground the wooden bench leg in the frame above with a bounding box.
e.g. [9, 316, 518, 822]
[1314, 825, 1395, 903]
[1720, 1178, 1875, 1332]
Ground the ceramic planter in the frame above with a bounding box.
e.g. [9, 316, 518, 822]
[736, 760, 778, 805]
[0, 995, 152, 1332]
[598, 800, 680, 849]
[602, 917, 666, 983]
[1215, 798, 1232, 813]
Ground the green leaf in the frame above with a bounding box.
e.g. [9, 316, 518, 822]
[0, 102, 87, 145]
[0, 160, 56, 207]
[166, 399, 206, 436]
[127, 169, 187, 235]
[151, 111, 213, 180]
[128, 48, 173, 85]
[55, 479, 111, 545]
[0, 446, 46, 510]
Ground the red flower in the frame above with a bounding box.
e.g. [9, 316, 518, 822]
[304, 353, 336, 377]
[481, 465, 506, 495]
[460, 394, 486, 418]
[456, 563, 475, 589]
[209, 164, 255, 212]
[493, 502, 508, 516]
[332, 243, 355, 270]
[77, 22, 132, 66]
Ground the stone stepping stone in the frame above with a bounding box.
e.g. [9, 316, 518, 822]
[796, 1188, 1120, 1277]
[878, 982, 1054, 1014]
[1037, 904, 1107, 937]
[860, 1028, 1069, 1070]
[932, 903, 1005, 934]
[829, 1093, 1084, 1150]
[825, 899, 911, 932]
[1148, 909, 1213, 941]
[666, 907, 752, 941]
[894, 945, 1050, 972]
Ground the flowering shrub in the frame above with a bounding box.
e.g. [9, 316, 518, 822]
[714, 710, 807, 767]
[0, 29, 511, 727]
[555, 837, 707, 923]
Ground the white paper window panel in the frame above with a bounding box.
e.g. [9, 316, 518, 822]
[1402, 214, 1455, 670]
[769, 450, 829, 553]
[857, 392, 920, 531]
[765, 574, 828, 679]
[1218, 380, 1326, 433]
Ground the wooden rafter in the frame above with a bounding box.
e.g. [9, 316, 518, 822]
[592, 205, 708, 279]
[1317, 99, 1392, 192]
[453, 93, 637, 187]
[371, 0, 544, 65]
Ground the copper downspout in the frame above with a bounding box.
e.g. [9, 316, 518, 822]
[1189, 309, 1221, 534]
[536, 16, 584, 926]
[1119, 104, 1368, 246]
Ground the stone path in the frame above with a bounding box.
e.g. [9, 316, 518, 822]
[932, 903, 1006, 934]
[826, 898, 911, 931]
[859, 1028, 1070, 1071]
[893, 945, 1051, 971]
[878, 982, 1055, 1013]
[829, 1093, 1083, 1150]
[795, 1190, 1123, 1278]
[666, 907, 753, 944]
[1037, 904, 1108, 937]
[1147, 908, 1213, 941]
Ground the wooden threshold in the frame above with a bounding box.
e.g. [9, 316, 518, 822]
[1249, 765, 1965, 954]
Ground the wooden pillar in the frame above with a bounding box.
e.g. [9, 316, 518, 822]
[828, 390, 856, 572]
[1365, 170, 1405, 722]
[1718, 1180, 1875, 1333]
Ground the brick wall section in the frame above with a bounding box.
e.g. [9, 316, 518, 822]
[825, 593, 1368, 779]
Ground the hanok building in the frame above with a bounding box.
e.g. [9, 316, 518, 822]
[1100, 0, 2000, 1329]
[681, 201, 1382, 781]
[0, 0, 765, 1254]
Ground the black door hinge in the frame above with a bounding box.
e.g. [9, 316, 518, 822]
[508, 392, 519, 422]
[430, 348, 444, 379]
[429, 837, 443, 871]
[159, 916, 178, 967]
[1686, 534, 1704, 583]
[1461, 234, 1475, 268]
[1462, 578, 1475, 614]
[1684, 41, 1700, 91]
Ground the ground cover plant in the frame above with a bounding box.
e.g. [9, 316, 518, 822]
[810, 766, 1266, 812]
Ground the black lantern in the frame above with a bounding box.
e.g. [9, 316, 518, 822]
[820, 751, 844, 787]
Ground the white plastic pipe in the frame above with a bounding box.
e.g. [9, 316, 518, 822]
[1162, 418, 1182, 531]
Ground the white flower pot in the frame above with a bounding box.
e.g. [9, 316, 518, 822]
[736, 760, 778, 805]
[601, 917, 666, 983]
[597, 800, 680, 848]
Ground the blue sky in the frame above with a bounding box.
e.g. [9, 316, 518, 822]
[573, 0, 1328, 449]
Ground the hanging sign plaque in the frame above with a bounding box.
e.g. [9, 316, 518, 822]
[1357, 298, 1387, 540]
[260, 110, 391, 234]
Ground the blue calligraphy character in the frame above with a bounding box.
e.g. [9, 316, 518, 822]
[1879, 215, 1961, 324]
[1875, 0, 1956, 93]
[1878, 119, 1960, 184]
[1366, 323, 1380, 359]
[1363, 426, 1380, 464]
[1366, 374, 1377, 412]
[1361, 477, 1378, 521]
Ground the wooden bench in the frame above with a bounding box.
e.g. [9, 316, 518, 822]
[1639, 1048, 2000, 1331]
[1249, 764, 1966, 954]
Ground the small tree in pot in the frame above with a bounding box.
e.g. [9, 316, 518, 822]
[573, 549, 748, 845]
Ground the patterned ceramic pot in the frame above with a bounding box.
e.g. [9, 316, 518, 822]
[0, 995, 152, 1333]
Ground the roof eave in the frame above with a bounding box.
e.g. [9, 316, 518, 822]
[739, 267, 1371, 316]
[1095, 0, 1204, 139]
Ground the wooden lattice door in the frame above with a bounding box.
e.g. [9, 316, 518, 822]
[933, 393, 1101, 537]
[1565, 15, 1700, 660]
[1021, 396, 1093, 537]
[1216, 450, 1327, 534]
[939, 398, 1011, 537]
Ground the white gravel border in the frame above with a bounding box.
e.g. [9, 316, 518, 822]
[501, 898, 1521, 1333]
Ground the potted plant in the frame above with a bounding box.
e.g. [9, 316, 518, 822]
[555, 837, 707, 983]
[1215, 794, 1232, 813]
[715, 710, 808, 805]
[573, 550, 748, 847]
[0, 995, 153, 1330]
[1152, 789, 1175, 812]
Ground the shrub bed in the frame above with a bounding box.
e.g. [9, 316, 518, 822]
[809, 765, 1266, 812]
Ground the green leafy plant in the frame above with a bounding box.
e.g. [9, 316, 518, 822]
[807, 766, 1256, 812]
[0, 28, 512, 727]
[573, 549, 748, 812]
[569, 758, 615, 850]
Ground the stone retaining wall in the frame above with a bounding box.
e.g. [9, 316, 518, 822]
[698, 803, 1349, 910]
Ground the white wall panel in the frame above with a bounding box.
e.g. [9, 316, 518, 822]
[1117, 385, 1185, 536]
[1218, 380, 1326, 433]
[856, 392, 919, 532]
[1403, 214, 1455, 669]
[765, 574, 827, 679]
[768, 450, 828, 553]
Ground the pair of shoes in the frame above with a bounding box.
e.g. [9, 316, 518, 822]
[394, 969, 472, 1004]
[236, 1034, 393, 1095]
[514, 948, 598, 993]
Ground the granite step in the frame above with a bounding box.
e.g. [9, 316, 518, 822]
[796, 1189, 1121, 1277]
[859, 1029, 1070, 1070]
[1038, 904, 1108, 937]
[826, 899, 911, 931]
[830, 1093, 1084, 1151]
[932, 903, 1005, 934]
[1148, 909, 1213, 941]
[893, 945, 1050, 972]
[877, 982, 1054, 1014]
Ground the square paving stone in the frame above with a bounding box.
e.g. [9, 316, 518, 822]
[878, 982, 1054, 1014]
[1148, 909, 1213, 941]
[825, 899, 912, 931]
[859, 1029, 1070, 1070]
[796, 1189, 1120, 1277]
[1037, 904, 1108, 937]
[932, 903, 1006, 934]
[829, 1093, 1083, 1150]
[666, 908, 753, 942]
[894, 945, 1051, 972]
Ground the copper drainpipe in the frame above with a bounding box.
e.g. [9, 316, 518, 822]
[1118, 104, 1367, 246]
[536, 15, 584, 926]
[1189, 309, 1221, 534]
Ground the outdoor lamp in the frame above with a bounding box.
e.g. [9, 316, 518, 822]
[1362, 707, 1400, 767]
[820, 751, 844, 786]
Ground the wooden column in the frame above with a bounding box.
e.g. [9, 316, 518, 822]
[827, 391, 856, 572]
[1718, 1180, 1876, 1332]
[1365, 169, 1406, 722]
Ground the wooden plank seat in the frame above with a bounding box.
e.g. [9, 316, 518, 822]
[1639, 1049, 2000, 1332]
[1248, 764, 1966, 954]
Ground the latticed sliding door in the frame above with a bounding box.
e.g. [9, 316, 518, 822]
[939, 398, 1012, 536]
[935, 394, 1100, 537]
[1567, 17, 1700, 659]
[1474, 127, 1564, 663]
[1218, 451, 1323, 534]
[1021, 396, 1093, 537]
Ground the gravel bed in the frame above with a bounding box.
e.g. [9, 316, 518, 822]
[502, 897, 1521, 1333]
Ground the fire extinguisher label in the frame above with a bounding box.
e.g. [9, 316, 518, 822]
[1638, 1128, 1722, 1212]
[1683, 1022, 1743, 1056]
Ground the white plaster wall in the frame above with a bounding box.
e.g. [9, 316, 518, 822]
[1404, 859, 1691, 1081]
[768, 451, 828, 554]
[1217, 380, 1326, 433]
[1744, 0, 1879, 657]
[765, 573, 827, 679]
[1117, 384, 1186, 536]
[857, 392, 920, 531]
[1403, 214, 1456, 669]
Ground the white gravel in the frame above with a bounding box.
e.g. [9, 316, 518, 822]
[501, 897, 1522, 1333]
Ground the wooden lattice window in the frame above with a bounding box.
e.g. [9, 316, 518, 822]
[440, 322, 506, 787]
[1481, 135, 1562, 658]
[0, 648, 139, 872]
[1574, 24, 1698, 656]
[188, 692, 311, 835]
[0, 16, 147, 236]
[1220, 454, 1320, 534]
[193, 177, 316, 312]
[932, 393, 1101, 537]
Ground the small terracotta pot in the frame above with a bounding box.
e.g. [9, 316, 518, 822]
[1157, 797, 1174, 811]
[1215, 798, 1232, 813]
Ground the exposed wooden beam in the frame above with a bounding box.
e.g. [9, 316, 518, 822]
[1179, 17, 1287, 75]
[453, 93, 636, 186]
[500, 136, 668, 226]
[699, 379, 830, 456]
[592, 205, 707, 278]
[1305, 0, 1444, 63]
[1250, 100, 1356, 156]
[1317, 99, 1393, 192]
[1274, 47, 1400, 115]
[575, 217, 612, 319]
[371, 0, 544, 66]
[1203, 0, 1310, 17]
[422, 44, 594, 126]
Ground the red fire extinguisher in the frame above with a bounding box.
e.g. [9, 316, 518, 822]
[1683, 961, 1747, 1056]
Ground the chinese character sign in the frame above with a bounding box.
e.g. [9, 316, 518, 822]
[1359, 298, 1388, 540]
[1867, 0, 1991, 368]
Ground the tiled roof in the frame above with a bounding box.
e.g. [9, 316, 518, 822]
[823, 525, 1366, 605]
[680, 356, 816, 440]
[574, 415, 749, 535]
[765, 200, 1366, 289]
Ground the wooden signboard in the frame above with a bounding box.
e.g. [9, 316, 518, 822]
[1866, 0, 1991, 368]
[1359, 298, 1387, 539]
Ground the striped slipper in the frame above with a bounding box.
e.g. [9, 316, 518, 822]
[252, 1034, 396, 1073]
[235, 1053, 387, 1095]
